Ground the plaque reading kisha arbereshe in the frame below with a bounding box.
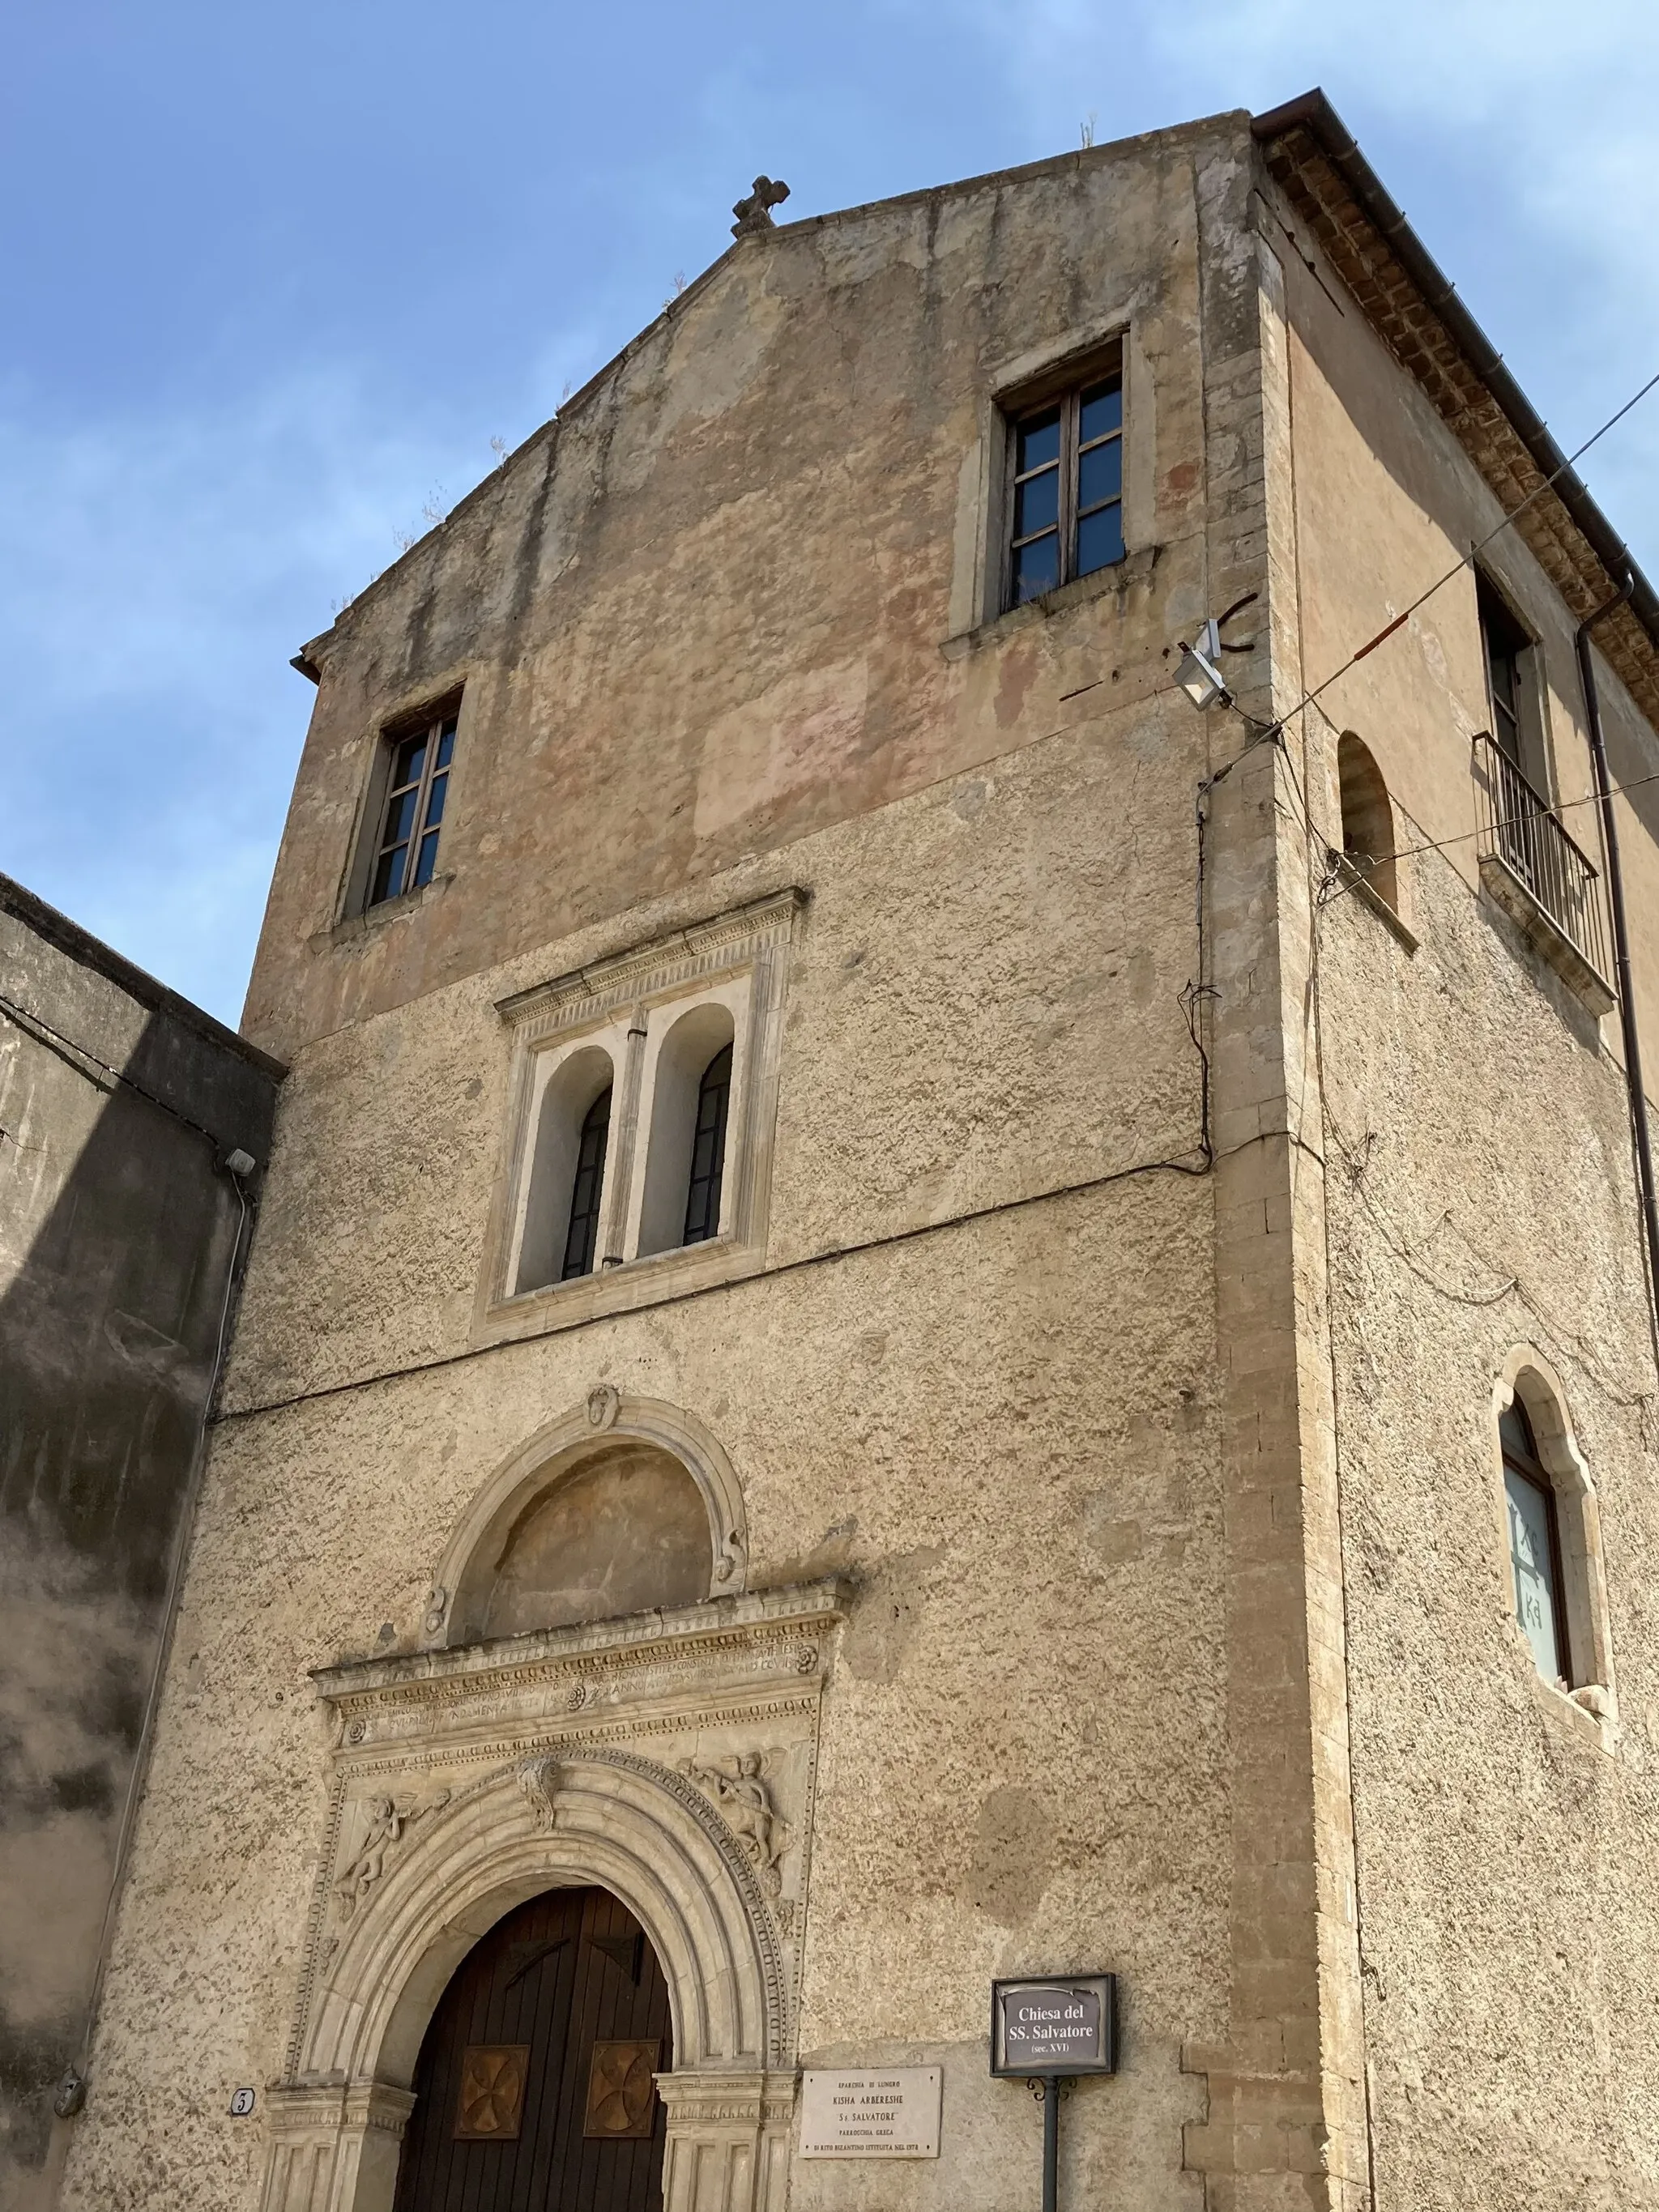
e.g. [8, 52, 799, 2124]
[799, 2068, 943, 2158]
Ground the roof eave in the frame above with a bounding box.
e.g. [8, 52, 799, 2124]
[1252, 88, 1659, 664]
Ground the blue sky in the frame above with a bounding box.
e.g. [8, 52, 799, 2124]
[6, 0, 1658, 1025]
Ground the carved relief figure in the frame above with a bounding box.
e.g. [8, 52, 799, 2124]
[679, 1752, 787, 1877]
[333, 1788, 450, 1919]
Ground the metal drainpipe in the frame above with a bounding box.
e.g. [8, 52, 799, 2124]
[1576, 580, 1659, 1367]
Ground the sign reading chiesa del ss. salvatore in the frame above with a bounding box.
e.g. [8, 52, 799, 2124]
[799, 2067, 943, 2157]
[990, 1974, 1118, 2077]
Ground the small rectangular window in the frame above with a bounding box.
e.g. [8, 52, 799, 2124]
[369, 707, 458, 906]
[1005, 358, 1125, 610]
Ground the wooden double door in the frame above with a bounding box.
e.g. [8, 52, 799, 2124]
[394, 1886, 673, 2212]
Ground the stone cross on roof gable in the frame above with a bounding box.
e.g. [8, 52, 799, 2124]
[731, 177, 790, 237]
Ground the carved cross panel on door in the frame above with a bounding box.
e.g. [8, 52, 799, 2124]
[585, 2040, 660, 2138]
[454, 2045, 529, 2140]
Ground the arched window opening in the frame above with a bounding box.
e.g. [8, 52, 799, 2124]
[514, 1046, 615, 1294]
[683, 1045, 731, 1247]
[637, 1002, 737, 1258]
[1337, 734, 1397, 913]
[1501, 1396, 1570, 1685]
[481, 1441, 712, 1639]
[561, 1086, 612, 1281]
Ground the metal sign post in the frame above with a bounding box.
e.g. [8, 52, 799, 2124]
[989, 1974, 1118, 2212]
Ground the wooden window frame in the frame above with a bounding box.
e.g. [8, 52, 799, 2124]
[365, 701, 459, 910]
[560, 1086, 613, 1282]
[1501, 1403, 1572, 1683]
[1476, 573, 1553, 802]
[681, 1043, 732, 1248]
[1001, 343, 1125, 613]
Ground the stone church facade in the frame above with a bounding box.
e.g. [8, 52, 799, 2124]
[45, 91, 1659, 2212]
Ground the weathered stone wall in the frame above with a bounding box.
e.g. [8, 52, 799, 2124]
[0, 877, 280, 2210]
[60, 718, 1236, 2212]
[59, 115, 1291, 2212]
[1271, 184, 1659, 2206]
[241, 120, 1243, 1069]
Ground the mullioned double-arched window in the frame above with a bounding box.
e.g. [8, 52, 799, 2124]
[489, 890, 800, 1317]
[510, 999, 740, 1296]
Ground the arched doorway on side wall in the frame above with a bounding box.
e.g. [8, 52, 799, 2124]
[393, 1886, 672, 2212]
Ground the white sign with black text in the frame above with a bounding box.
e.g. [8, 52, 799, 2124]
[799, 2067, 943, 2158]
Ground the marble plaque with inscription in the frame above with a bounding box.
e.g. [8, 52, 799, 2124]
[799, 2067, 942, 2158]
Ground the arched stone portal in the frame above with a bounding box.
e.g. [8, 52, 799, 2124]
[260, 1575, 842, 2212]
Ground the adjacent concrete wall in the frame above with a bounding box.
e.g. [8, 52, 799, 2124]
[0, 878, 281, 2209]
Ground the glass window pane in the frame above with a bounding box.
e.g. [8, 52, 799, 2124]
[371, 844, 407, 905]
[1076, 502, 1124, 577]
[412, 827, 441, 889]
[1499, 1401, 1537, 1467]
[1016, 407, 1061, 473]
[1012, 534, 1059, 603]
[435, 721, 456, 769]
[383, 787, 418, 846]
[392, 735, 427, 790]
[683, 1044, 732, 1245]
[1505, 1467, 1563, 1680]
[1079, 378, 1123, 443]
[424, 771, 448, 829]
[1013, 467, 1059, 540]
[561, 1087, 611, 1280]
[1077, 437, 1122, 512]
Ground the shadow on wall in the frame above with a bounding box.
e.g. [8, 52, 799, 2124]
[0, 1000, 275, 2204]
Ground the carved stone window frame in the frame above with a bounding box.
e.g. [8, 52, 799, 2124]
[1489, 1346, 1617, 1750]
[941, 312, 1157, 648]
[475, 890, 804, 1344]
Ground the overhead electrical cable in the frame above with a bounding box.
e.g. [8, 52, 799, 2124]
[1262, 362, 1659, 744]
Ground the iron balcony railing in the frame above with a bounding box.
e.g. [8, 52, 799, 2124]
[1471, 730, 1613, 991]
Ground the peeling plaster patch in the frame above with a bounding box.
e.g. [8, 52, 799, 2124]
[966, 1786, 1053, 1927]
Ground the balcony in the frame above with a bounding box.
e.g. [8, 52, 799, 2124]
[1472, 731, 1615, 1016]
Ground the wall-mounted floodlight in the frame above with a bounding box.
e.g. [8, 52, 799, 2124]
[1175, 620, 1231, 711]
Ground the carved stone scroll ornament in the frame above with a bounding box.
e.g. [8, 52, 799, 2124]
[333, 1788, 451, 1920]
[678, 1754, 788, 1893]
[586, 1384, 621, 1431]
[518, 1751, 563, 1832]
